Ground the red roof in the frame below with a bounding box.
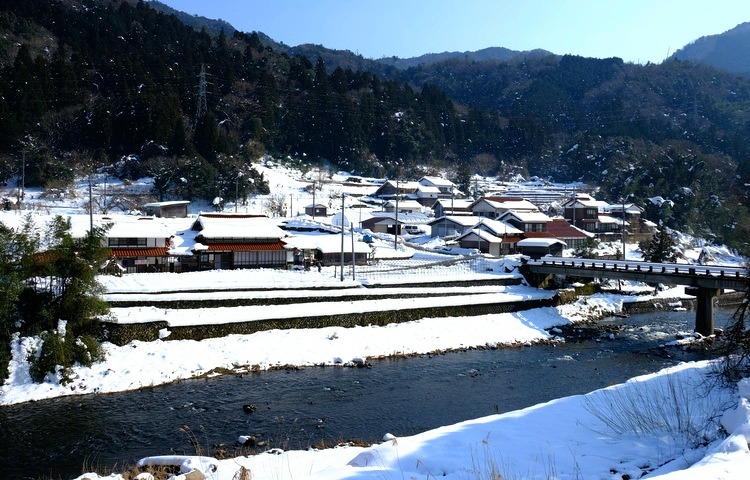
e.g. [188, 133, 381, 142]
[545, 219, 590, 239]
[522, 231, 556, 239]
[109, 247, 169, 258]
[204, 241, 287, 252]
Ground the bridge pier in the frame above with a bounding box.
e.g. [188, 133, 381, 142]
[686, 286, 720, 336]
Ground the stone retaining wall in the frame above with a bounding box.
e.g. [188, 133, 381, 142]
[101, 297, 554, 345]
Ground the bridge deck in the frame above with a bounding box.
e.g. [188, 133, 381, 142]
[525, 257, 748, 291]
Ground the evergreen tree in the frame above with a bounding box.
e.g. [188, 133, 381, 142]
[641, 227, 678, 263]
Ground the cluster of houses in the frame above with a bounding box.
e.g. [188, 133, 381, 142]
[52, 175, 654, 275]
[358, 176, 654, 259]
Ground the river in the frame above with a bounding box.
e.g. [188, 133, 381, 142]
[0, 306, 738, 479]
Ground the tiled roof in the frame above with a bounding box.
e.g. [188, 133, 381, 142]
[108, 247, 169, 257]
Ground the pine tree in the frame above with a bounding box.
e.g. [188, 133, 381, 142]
[641, 227, 678, 263]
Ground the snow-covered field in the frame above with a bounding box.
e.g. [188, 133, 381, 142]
[1, 162, 749, 479]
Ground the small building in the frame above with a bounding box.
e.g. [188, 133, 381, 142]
[432, 198, 474, 218]
[383, 199, 423, 214]
[545, 218, 594, 250]
[470, 196, 540, 219]
[415, 185, 441, 206]
[143, 201, 190, 218]
[285, 232, 372, 266]
[192, 213, 290, 270]
[428, 215, 482, 238]
[516, 238, 566, 259]
[372, 180, 421, 199]
[562, 194, 607, 232]
[304, 204, 328, 217]
[418, 176, 456, 197]
[361, 213, 430, 235]
[498, 210, 552, 233]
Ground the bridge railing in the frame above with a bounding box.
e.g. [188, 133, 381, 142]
[529, 256, 746, 279]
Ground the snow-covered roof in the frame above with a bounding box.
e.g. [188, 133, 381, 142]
[477, 218, 523, 236]
[433, 198, 474, 209]
[597, 215, 628, 226]
[384, 199, 423, 210]
[499, 210, 552, 223]
[283, 232, 371, 254]
[142, 201, 190, 207]
[476, 197, 540, 212]
[105, 218, 176, 239]
[195, 214, 287, 240]
[517, 238, 566, 247]
[455, 228, 504, 244]
[428, 215, 481, 227]
[419, 176, 455, 187]
[416, 185, 441, 195]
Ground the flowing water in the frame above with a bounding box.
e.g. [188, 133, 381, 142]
[0, 307, 737, 479]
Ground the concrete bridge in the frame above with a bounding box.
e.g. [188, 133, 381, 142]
[521, 257, 748, 336]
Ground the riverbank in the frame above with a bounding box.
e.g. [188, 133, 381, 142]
[1, 266, 726, 407]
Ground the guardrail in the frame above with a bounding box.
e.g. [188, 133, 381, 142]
[528, 256, 746, 279]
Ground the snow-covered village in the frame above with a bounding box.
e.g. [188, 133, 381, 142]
[0, 158, 748, 480]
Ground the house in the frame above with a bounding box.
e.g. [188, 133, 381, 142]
[304, 204, 328, 217]
[454, 218, 524, 256]
[470, 196, 539, 219]
[361, 212, 430, 235]
[516, 238, 566, 259]
[545, 218, 594, 250]
[428, 215, 482, 238]
[191, 213, 290, 270]
[418, 176, 456, 197]
[498, 210, 552, 234]
[432, 198, 474, 218]
[103, 217, 177, 273]
[284, 232, 372, 266]
[371, 180, 421, 199]
[143, 200, 190, 218]
[383, 199, 423, 214]
[562, 194, 608, 232]
[415, 185, 441, 206]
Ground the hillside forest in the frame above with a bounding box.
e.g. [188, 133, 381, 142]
[1, 0, 750, 251]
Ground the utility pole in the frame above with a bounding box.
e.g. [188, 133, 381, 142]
[340, 193, 345, 281]
[394, 178, 399, 251]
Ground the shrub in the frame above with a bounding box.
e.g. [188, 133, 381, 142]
[28, 331, 106, 383]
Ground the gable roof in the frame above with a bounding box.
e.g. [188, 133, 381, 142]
[194, 214, 286, 240]
[427, 215, 481, 227]
[419, 176, 455, 187]
[517, 238, 567, 247]
[498, 210, 552, 223]
[545, 218, 594, 239]
[471, 196, 540, 213]
[476, 218, 523, 236]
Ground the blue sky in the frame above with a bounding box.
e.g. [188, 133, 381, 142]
[154, 1, 749, 64]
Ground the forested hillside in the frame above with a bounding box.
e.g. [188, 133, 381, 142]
[0, 0, 496, 198]
[1, 0, 749, 250]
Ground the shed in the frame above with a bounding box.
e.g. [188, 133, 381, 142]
[143, 201, 190, 218]
[304, 203, 328, 217]
[516, 238, 566, 259]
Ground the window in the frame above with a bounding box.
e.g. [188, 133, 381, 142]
[585, 208, 597, 218]
[108, 237, 147, 247]
[524, 223, 544, 232]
